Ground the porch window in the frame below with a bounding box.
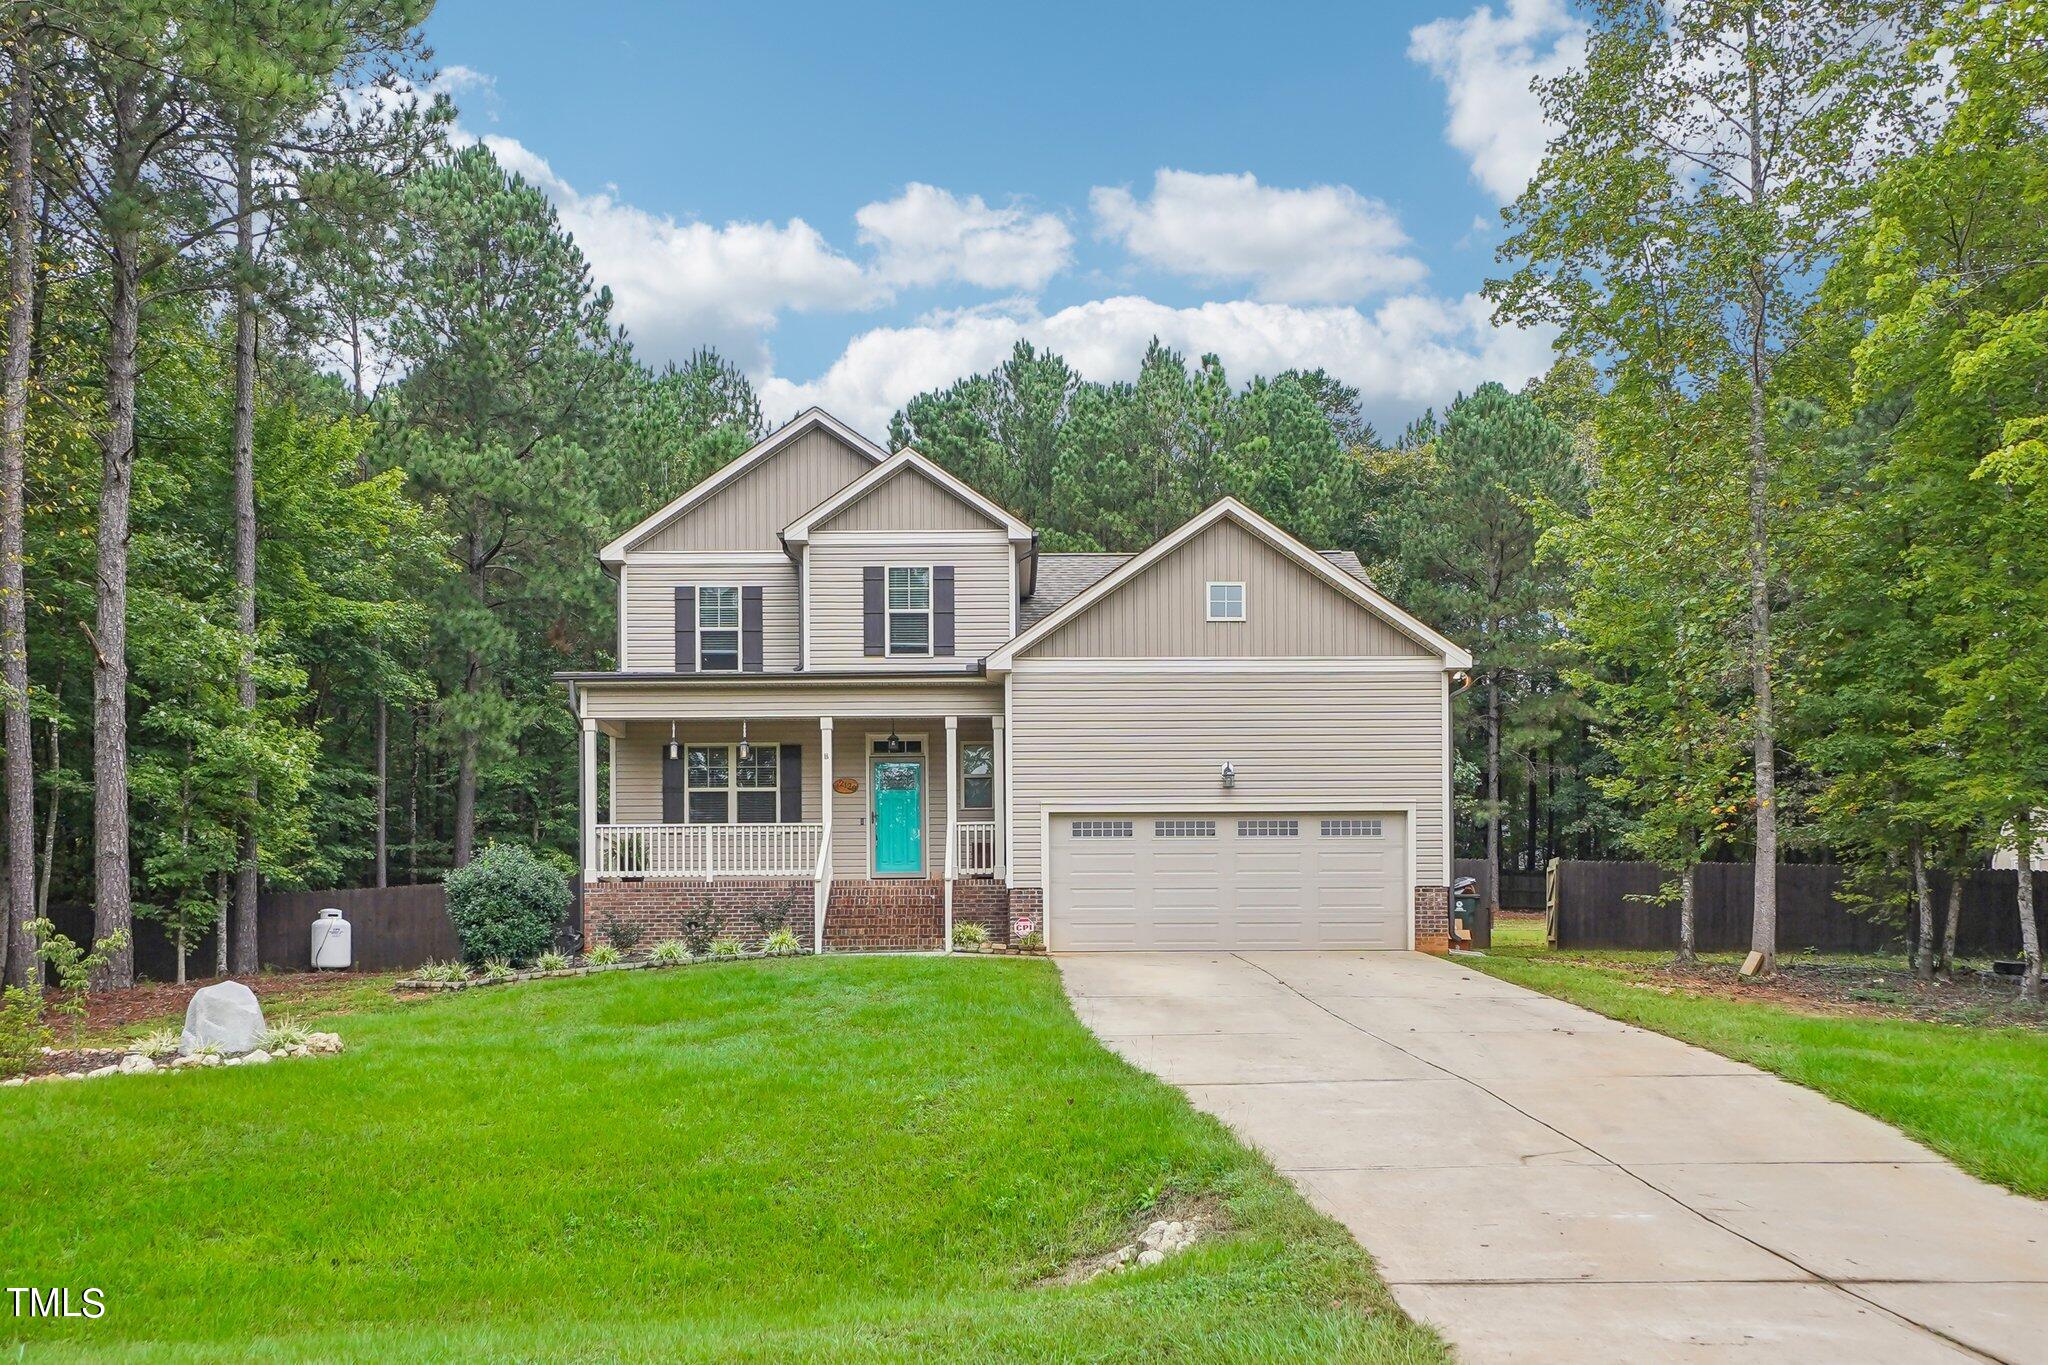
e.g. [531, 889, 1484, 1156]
[697, 586, 740, 671]
[683, 742, 782, 823]
[886, 566, 931, 655]
[962, 742, 993, 808]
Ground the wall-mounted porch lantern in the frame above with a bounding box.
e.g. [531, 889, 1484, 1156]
[1220, 762, 1237, 789]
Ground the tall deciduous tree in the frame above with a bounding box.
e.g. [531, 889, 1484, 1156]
[1492, 0, 1924, 973]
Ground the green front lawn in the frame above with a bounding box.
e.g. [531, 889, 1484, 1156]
[1468, 921, 2048, 1198]
[1, 957, 1444, 1361]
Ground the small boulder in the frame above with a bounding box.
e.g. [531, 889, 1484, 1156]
[118, 1054, 156, 1075]
[307, 1032, 343, 1054]
[1136, 1248, 1165, 1268]
[180, 981, 266, 1056]
[242, 1049, 271, 1065]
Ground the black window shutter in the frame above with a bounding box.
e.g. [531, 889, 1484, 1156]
[673, 584, 695, 672]
[862, 566, 884, 656]
[741, 585, 764, 672]
[933, 565, 956, 656]
[780, 745, 803, 822]
[661, 749, 684, 822]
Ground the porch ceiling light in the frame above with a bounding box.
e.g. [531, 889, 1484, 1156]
[738, 720, 750, 761]
[884, 720, 905, 754]
[666, 721, 680, 763]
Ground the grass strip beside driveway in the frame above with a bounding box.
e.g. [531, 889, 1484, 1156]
[1, 955, 1445, 1362]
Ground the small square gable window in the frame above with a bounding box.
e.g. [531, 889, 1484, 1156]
[1207, 581, 1245, 622]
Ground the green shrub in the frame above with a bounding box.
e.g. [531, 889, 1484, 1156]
[1016, 930, 1045, 953]
[710, 936, 742, 958]
[951, 921, 990, 948]
[648, 939, 689, 967]
[762, 927, 801, 956]
[587, 943, 622, 966]
[30, 918, 129, 1047]
[679, 898, 715, 957]
[535, 950, 571, 972]
[413, 959, 469, 984]
[261, 1015, 311, 1051]
[443, 843, 570, 965]
[0, 985, 51, 1079]
[596, 910, 645, 954]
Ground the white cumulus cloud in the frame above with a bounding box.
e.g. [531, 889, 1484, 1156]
[855, 183, 1072, 291]
[1090, 169, 1424, 303]
[759, 294, 1556, 441]
[1408, 0, 1585, 202]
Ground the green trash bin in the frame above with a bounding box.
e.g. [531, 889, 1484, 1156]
[1451, 879, 1480, 945]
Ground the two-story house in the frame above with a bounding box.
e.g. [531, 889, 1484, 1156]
[559, 408, 1471, 954]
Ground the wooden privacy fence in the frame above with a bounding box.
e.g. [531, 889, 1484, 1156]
[40, 880, 583, 980]
[1549, 860, 2048, 957]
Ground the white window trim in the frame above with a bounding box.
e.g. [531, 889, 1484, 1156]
[961, 741, 994, 811]
[696, 584, 742, 672]
[682, 741, 781, 824]
[1207, 580, 1245, 623]
[885, 564, 934, 657]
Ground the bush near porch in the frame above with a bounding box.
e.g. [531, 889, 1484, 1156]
[1469, 920, 2048, 1198]
[0, 956, 1445, 1360]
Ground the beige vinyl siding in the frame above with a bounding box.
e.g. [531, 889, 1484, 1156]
[1030, 517, 1430, 659]
[579, 679, 1002, 722]
[1007, 669, 1448, 887]
[635, 426, 873, 552]
[610, 721, 823, 824]
[620, 560, 798, 671]
[814, 467, 1002, 533]
[807, 535, 1015, 667]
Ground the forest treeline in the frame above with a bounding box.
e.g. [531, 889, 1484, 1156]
[1, 0, 2043, 996]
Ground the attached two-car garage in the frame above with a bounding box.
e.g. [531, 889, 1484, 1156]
[1047, 811, 1410, 951]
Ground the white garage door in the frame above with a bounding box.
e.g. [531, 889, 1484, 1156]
[1048, 812, 1408, 951]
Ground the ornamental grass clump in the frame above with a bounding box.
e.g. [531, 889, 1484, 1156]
[534, 950, 571, 972]
[951, 921, 990, 949]
[648, 940, 689, 967]
[443, 842, 570, 966]
[710, 937, 742, 959]
[261, 1015, 312, 1051]
[414, 959, 469, 984]
[762, 927, 801, 956]
[587, 943, 622, 966]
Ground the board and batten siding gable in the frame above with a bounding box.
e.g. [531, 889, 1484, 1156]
[807, 536, 1013, 667]
[1005, 670, 1450, 888]
[813, 466, 1004, 533]
[621, 561, 798, 671]
[1026, 517, 1432, 659]
[634, 426, 873, 553]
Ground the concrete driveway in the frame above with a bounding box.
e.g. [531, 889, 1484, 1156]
[1058, 950, 2048, 1364]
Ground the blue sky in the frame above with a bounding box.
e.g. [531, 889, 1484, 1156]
[420, 0, 1584, 438]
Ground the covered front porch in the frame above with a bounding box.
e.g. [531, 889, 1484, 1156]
[572, 679, 1007, 951]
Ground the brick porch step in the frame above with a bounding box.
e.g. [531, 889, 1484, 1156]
[825, 879, 943, 952]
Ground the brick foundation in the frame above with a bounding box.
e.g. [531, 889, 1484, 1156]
[1414, 884, 1451, 955]
[1008, 887, 1043, 943]
[584, 879, 814, 953]
[825, 879, 944, 951]
[951, 878, 1011, 944]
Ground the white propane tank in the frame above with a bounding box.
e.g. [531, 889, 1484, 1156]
[310, 907, 353, 970]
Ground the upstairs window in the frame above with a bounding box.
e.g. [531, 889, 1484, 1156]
[887, 566, 932, 655]
[698, 586, 740, 671]
[1207, 581, 1245, 622]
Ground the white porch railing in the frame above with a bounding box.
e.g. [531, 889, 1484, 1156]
[594, 823, 824, 879]
[958, 821, 998, 876]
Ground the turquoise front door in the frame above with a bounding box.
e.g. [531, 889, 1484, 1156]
[871, 759, 924, 875]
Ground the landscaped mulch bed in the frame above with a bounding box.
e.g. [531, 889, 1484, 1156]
[67, 971, 409, 1036]
[1605, 955, 2045, 1027]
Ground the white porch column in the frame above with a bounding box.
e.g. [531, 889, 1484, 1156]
[815, 716, 834, 954]
[990, 714, 1007, 881]
[944, 714, 959, 953]
[580, 718, 599, 881]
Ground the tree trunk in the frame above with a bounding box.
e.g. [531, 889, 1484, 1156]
[374, 698, 387, 887]
[1939, 867, 1961, 977]
[1485, 674, 1501, 914]
[1, 28, 37, 988]
[174, 923, 185, 985]
[90, 83, 142, 990]
[1677, 859, 1697, 966]
[453, 647, 480, 866]
[34, 704, 55, 922]
[1740, 9, 1777, 979]
[213, 876, 228, 978]
[1910, 836, 1934, 981]
[2017, 817, 2041, 1006]
[229, 141, 260, 977]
